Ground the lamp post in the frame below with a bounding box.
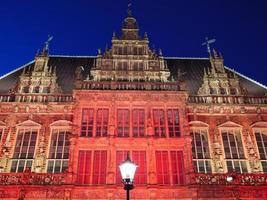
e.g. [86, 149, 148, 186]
[119, 155, 138, 200]
[226, 173, 240, 200]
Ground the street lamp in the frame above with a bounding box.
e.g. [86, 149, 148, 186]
[119, 155, 138, 200]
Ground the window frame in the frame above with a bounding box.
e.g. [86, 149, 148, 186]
[220, 126, 248, 173]
[190, 126, 212, 173]
[253, 127, 267, 172]
[11, 126, 40, 172]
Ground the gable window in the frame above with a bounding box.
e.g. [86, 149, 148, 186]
[153, 109, 166, 137]
[220, 88, 226, 95]
[47, 129, 70, 173]
[132, 109, 145, 137]
[96, 109, 109, 137]
[255, 130, 267, 172]
[81, 108, 94, 137]
[11, 129, 37, 172]
[230, 88, 237, 95]
[210, 88, 217, 95]
[117, 109, 130, 137]
[191, 128, 212, 173]
[167, 109, 180, 137]
[222, 129, 247, 173]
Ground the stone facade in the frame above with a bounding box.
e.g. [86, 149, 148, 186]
[0, 9, 267, 200]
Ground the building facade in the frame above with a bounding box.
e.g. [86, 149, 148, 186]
[0, 10, 267, 200]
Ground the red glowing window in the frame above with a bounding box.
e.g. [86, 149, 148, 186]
[77, 150, 91, 184]
[117, 109, 130, 137]
[116, 150, 130, 184]
[96, 109, 109, 137]
[92, 150, 107, 184]
[132, 109, 145, 137]
[167, 109, 180, 137]
[116, 150, 147, 184]
[132, 151, 147, 184]
[11, 129, 37, 172]
[81, 108, 94, 137]
[155, 151, 170, 184]
[153, 109, 166, 137]
[170, 151, 185, 185]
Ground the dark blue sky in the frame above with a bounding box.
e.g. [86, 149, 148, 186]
[0, 0, 267, 85]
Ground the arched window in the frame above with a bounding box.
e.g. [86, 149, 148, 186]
[190, 121, 211, 173]
[252, 122, 267, 172]
[219, 122, 247, 173]
[48, 120, 72, 173]
[11, 120, 41, 172]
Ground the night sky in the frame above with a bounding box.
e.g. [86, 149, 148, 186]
[0, 0, 267, 85]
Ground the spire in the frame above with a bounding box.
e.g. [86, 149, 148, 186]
[127, 2, 132, 17]
[41, 35, 53, 56]
[202, 37, 216, 56]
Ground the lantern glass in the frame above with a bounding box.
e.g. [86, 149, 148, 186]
[119, 158, 138, 181]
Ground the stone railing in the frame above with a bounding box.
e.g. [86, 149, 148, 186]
[82, 81, 180, 91]
[0, 93, 73, 103]
[0, 171, 69, 185]
[188, 95, 267, 105]
[192, 172, 267, 186]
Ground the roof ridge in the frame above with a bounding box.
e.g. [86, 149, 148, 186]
[50, 54, 210, 60]
[225, 66, 267, 90]
[164, 56, 209, 60]
[0, 60, 34, 81]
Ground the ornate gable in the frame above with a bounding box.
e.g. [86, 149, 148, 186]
[74, 10, 184, 91]
[14, 37, 62, 95]
[16, 120, 42, 128]
[218, 121, 242, 128]
[197, 49, 245, 96]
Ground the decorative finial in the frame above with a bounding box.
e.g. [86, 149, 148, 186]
[144, 32, 148, 40]
[98, 48, 102, 55]
[127, 1, 132, 16]
[212, 49, 218, 58]
[159, 48, 162, 56]
[201, 37, 216, 55]
[44, 35, 53, 53]
[112, 31, 117, 39]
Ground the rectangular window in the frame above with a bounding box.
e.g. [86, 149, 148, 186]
[155, 151, 170, 184]
[255, 131, 267, 172]
[132, 151, 147, 184]
[153, 109, 166, 137]
[222, 130, 247, 173]
[167, 109, 180, 137]
[81, 108, 94, 137]
[117, 109, 130, 137]
[116, 150, 130, 184]
[191, 129, 212, 173]
[132, 109, 145, 137]
[170, 151, 185, 185]
[77, 150, 91, 184]
[11, 129, 37, 172]
[47, 130, 70, 173]
[116, 150, 147, 184]
[92, 150, 107, 184]
[96, 109, 109, 137]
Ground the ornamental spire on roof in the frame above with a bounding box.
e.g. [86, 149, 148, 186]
[202, 37, 216, 56]
[40, 35, 53, 56]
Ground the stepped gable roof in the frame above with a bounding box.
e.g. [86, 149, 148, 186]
[0, 55, 266, 96]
